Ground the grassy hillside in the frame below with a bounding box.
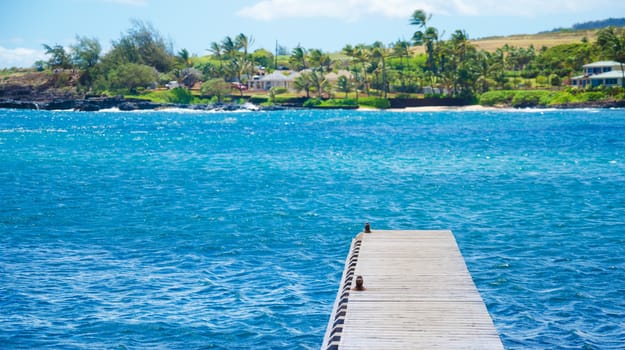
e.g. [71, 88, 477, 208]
[472, 29, 599, 52]
[411, 28, 603, 55]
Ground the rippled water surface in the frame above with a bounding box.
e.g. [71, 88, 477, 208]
[1, 108, 624, 349]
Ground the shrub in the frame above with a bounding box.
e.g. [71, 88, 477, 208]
[270, 87, 288, 95]
[578, 91, 606, 102]
[395, 93, 413, 99]
[521, 69, 539, 79]
[200, 78, 231, 102]
[536, 75, 549, 87]
[358, 97, 390, 109]
[319, 99, 358, 107]
[249, 96, 269, 104]
[303, 98, 322, 107]
[167, 87, 193, 104]
[547, 91, 576, 105]
[479, 90, 516, 106]
[511, 91, 542, 107]
[549, 74, 562, 87]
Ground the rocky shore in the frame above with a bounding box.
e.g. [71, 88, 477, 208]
[0, 95, 282, 112]
[3, 95, 624, 112]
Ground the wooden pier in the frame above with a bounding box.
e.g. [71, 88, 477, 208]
[321, 229, 503, 350]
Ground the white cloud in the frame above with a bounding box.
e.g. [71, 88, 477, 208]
[0, 46, 47, 69]
[237, 0, 623, 20]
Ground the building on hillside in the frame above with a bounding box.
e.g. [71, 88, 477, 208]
[571, 61, 624, 88]
[324, 70, 353, 85]
[249, 71, 295, 91]
[247, 69, 355, 92]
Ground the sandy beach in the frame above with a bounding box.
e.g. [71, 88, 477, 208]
[388, 105, 500, 112]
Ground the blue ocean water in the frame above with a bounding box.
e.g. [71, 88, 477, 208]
[1, 107, 624, 349]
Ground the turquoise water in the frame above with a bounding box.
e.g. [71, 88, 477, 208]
[1, 108, 624, 349]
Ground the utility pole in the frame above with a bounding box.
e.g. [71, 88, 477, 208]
[275, 40, 278, 70]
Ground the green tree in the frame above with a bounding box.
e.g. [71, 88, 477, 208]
[336, 75, 352, 98]
[449, 30, 478, 97]
[596, 26, 625, 87]
[70, 36, 102, 89]
[221, 36, 239, 60]
[309, 48, 331, 72]
[411, 9, 438, 73]
[200, 78, 231, 102]
[42, 43, 72, 69]
[307, 70, 329, 98]
[289, 45, 307, 71]
[71, 36, 101, 69]
[251, 48, 274, 69]
[235, 33, 254, 57]
[235, 33, 255, 79]
[179, 67, 201, 88]
[535, 43, 594, 79]
[391, 40, 411, 91]
[343, 44, 371, 95]
[370, 41, 389, 98]
[223, 56, 251, 96]
[106, 20, 174, 73]
[177, 48, 191, 67]
[294, 72, 313, 98]
[107, 63, 158, 92]
[208, 41, 223, 72]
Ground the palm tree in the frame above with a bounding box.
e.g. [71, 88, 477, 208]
[308, 70, 329, 98]
[235, 33, 255, 80]
[309, 48, 332, 73]
[475, 51, 491, 93]
[221, 36, 239, 60]
[597, 26, 625, 87]
[290, 45, 307, 71]
[208, 41, 223, 72]
[492, 47, 507, 89]
[410, 9, 430, 29]
[309, 49, 323, 70]
[224, 56, 251, 97]
[393, 39, 411, 90]
[177, 48, 191, 67]
[342, 44, 355, 58]
[371, 41, 389, 98]
[410, 9, 438, 74]
[235, 33, 254, 57]
[354, 44, 370, 95]
[336, 75, 352, 98]
[450, 30, 469, 60]
[294, 72, 313, 98]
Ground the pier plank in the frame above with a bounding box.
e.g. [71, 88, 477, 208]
[322, 230, 503, 350]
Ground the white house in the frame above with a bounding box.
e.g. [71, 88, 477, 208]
[571, 61, 624, 88]
[249, 71, 295, 90]
[247, 69, 355, 92]
[324, 70, 353, 85]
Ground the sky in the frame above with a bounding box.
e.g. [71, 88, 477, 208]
[1, 0, 625, 68]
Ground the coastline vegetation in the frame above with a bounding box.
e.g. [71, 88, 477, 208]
[3, 13, 625, 109]
[479, 87, 625, 107]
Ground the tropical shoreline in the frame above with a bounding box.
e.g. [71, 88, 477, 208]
[1, 94, 624, 112]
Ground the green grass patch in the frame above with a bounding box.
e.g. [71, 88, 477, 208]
[357, 97, 391, 109]
[130, 88, 212, 104]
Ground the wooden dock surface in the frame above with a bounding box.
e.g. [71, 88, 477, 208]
[322, 230, 503, 350]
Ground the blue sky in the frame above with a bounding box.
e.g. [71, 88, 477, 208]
[1, 0, 625, 68]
